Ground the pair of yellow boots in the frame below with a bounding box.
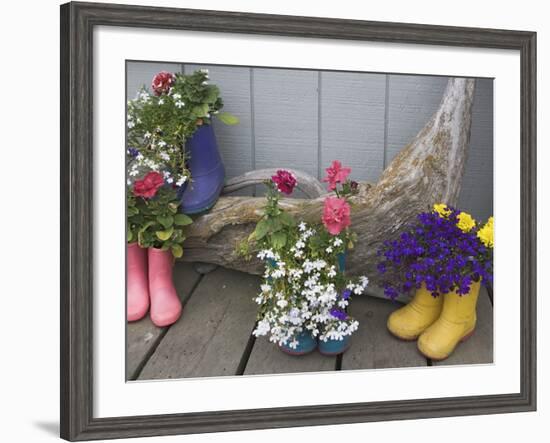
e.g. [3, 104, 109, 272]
[387, 281, 481, 360]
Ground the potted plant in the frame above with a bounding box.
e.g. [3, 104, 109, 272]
[244, 163, 368, 356]
[127, 171, 193, 326]
[126, 69, 238, 326]
[127, 69, 239, 214]
[376, 203, 494, 360]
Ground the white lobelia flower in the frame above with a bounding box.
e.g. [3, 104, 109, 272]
[166, 177, 174, 184]
[158, 99, 164, 105]
[173, 93, 182, 100]
[276, 299, 288, 308]
[326, 246, 333, 254]
[260, 284, 271, 293]
[126, 179, 132, 186]
[360, 276, 370, 288]
[333, 237, 344, 247]
[253, 319, 271, 336]
[327, 266, 337, 278]
[144, 131, 152, 139]
[159, 152, 170, 161]
[175, 100, 185, 108]
[176, 176, 187, 187]
[298, 222, 307, 232]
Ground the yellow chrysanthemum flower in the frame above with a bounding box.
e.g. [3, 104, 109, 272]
[456, 212, 476, 232]
[433, 203, 451, 218]
[477, 216, 494, 248]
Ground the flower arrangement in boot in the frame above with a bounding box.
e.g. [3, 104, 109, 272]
[127, 69, 239, 213]
[243, 163, 368, 356]
[126, 69, 238, 325]
[376, 204, 494, 359]
[127, 171, 193, 326]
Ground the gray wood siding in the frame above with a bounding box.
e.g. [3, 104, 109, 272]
[127, 62, 493, 220]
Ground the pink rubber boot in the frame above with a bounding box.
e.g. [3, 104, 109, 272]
[148, 248, 182, 327]
[127, 243, 150, 322]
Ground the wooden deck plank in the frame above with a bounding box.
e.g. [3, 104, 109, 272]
[138, 268, 260, 380]
[126, 262, 201, 380]
[342, 296, 428, 370]
[244, 337, 336, 375]
[434, 286, 493, 366]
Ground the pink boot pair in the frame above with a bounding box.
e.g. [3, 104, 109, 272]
[127, 243, 182, 327]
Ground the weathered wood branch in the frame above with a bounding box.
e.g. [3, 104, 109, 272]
[223, 168, 326, 198]
[180, 78, 476, 285]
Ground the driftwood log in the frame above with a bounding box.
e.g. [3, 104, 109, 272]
[181, 78, 476, 286]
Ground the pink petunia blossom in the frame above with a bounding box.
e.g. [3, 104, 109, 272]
[322, 160, 351, 191]
[133, 172, 164, 199]
[322, 196, 351, 235]
[271, 170, 297, 195]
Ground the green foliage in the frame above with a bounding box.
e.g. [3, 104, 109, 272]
[246, 181, 297, 254]
[127, 185, 191, 256]
[127, 70, 239, 184]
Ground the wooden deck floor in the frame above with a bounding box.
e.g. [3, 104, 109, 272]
[127, 263, 494, 381]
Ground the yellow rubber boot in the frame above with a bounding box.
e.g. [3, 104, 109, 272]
[417, 281, 481, 360]
[387, 284, 444, 340]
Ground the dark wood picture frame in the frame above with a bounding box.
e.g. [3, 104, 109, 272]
[60, 1, 537, 441]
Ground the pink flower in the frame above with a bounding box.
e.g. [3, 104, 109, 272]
[271, 170, 297, 195]
[322, 197, 351, 235]
[151, 71, 174, 96]
[133, 172, 164, 198]
[323, 160, 351, 191]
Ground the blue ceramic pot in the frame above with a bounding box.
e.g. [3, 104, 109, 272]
[318, 335, 351, 356]
[278, 331, 317, 356]
[178, 124, 225, 214]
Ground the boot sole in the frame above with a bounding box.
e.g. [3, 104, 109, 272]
[278, 346, 317, 356]
[419, 328, 476, 361]
[388, 328, 420, 342]
[318, 343, 351, 356]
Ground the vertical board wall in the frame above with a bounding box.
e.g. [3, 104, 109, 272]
[126, 62, 493, 221]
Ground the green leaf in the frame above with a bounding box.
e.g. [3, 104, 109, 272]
[157, 215, 174, 229]
[171, 244, 183, 258]
[127, 206, 139, 216]
[204, 85, 220, 103]
[270, 231, 287, 249]
[217, 112, 239, 125]
[138, 221, 155, 234]
[127, 230, 133, 242]
[174, 213, 193, 226]
[192, 103, 210, 118]
[155, 227, 174, 241]
[253, 219, 270, 240]
[279, 211, 296, 227]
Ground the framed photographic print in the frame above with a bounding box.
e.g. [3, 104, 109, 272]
[60, 1, 536, 441]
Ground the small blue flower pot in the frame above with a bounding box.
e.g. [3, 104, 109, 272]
[337, 251, 347, 273]
[318, 335, 351, 356]
[278, 331, 317, 356]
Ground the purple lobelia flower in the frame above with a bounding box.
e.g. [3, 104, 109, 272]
[330, 308, 348, 321]
[376, 206, 493, 300]
[128, 147, 139, 157]
[342, 289, 352, 300]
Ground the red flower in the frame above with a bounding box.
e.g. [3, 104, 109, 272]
[151, 71, 174, 96]
[322, 197, 351, 235]
[323, 160, 351, 191]
[133, 172, 164, 198]
[271, 170, 297, 195]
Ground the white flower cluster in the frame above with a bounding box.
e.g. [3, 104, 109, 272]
[252, 222, 369, 348]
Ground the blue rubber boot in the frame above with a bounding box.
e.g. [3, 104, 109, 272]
[179, 124, 225, 214]
[279, 331, 317, 356]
